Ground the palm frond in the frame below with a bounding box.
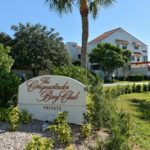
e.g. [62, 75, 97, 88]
[99, 0, 115, 7]
[89, 1, 99, 19]
[88, 0, 115, 18]
[45, 0, 75, 14]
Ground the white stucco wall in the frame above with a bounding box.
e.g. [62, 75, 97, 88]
[130, 67, 148, 76]
[66, 42, 80, 62]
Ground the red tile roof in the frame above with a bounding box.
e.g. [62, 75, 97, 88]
[88, 27, 121, 44]
[76, 45, 81, 49]
[131, 61, 150, 65]
[133, 52, 142, 55]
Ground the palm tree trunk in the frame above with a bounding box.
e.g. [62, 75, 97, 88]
[80, 0, 89, 68]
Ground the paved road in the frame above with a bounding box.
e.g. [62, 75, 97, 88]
[103, 82, 149, 87]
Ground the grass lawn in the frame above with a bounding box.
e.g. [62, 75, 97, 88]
[116, 93, 150, 150]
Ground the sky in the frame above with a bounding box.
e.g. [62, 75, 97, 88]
[0, 0, 150, 59]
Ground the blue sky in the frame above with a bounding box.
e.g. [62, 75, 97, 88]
[0, 0, 150, 59]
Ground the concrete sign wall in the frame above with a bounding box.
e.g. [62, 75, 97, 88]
[18, 75, 86, 124]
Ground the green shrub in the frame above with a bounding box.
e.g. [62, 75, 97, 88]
[19, 109, 32, 124]
[106, 112, 131, 150]
[87, 81, 115, 129]
[90, 86, 131, 149]
[117, 86, 126, 95]
[109, 88, 118, 99]
[143, 84, 148, 92]
[49, 111, 72, 145]
[80, 123, 92, 138]
[65, 144, 75, 150]
[0, 108, 11, 121]
[127, 74, 144, 81]
[0, 69, 20, 108]
[148, 82, 150, 91]
[131, 83, 136, 93]
[25, 135, 54, 150]
[52, 66, 97, 86]
[124, 85, 132, 94]
[135, 84, 143, 93]
[7, 107, 20, 131]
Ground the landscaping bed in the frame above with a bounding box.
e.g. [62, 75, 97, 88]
[0, 120, 101, 150]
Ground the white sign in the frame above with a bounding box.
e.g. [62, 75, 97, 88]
[18, 75, 86, 124]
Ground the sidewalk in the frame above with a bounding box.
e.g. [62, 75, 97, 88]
[103, 81, 149, 87]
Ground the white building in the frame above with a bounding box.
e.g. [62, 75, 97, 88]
[65, 42, 81, 63]
[88, 27, 149, 78]
[88, 27, 148, 63]
[66, 28, 150, 79]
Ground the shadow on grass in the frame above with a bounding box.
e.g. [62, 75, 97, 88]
[130, 99, 150, 122]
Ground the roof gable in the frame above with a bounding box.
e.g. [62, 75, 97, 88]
[88, 27, 121, 44]
[88, 27, 147, 46]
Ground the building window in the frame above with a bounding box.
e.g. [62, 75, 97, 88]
[131, 56, 135, 61]
[142, 50, 147, 53]
[72, 44, 76, 47]
[78, 54, 81, 59]
[143, 56, 147, 62]
[134, 45, 139, 50]
[128, 65, 131, 70]
[122, 45, 127, 49]
[137, 57, 140, 62]
[90, 64, 100, 70]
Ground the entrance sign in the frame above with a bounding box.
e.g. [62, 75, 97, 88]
[18, 75, 86, 124]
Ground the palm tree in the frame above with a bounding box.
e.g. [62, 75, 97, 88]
[45, 0, 115, 68]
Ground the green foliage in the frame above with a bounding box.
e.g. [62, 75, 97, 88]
[0, 108, 11, 121]
[7, 107, 20, 131]
[80, 123, 92, 138]
[89, 43, 131, 80]
[65, 144, 75, 150]
[106, 112, 131, 150]
[86, 80, 115, 129]
[19, 109, 32, 124]
[49, 111, 72, 145]
[0, 32, 12, 47]
[52, 65, 97, 86]
[25, 135, 54, 150]
[0, 44, 14, 72]
[11, 23, 71, 76]
[148, 82, 150, 91]
[104, 83, 147, 98]
[0, 69, 20, 108]
[87, 83, 131, 149]
[131, 83, 136, 93]
[116, 93, 150, 150]
[143, 84, 148, 91]
[127, 74, 144, 81]
[135, 84, 143, 93]
[123, 85, 131, 94]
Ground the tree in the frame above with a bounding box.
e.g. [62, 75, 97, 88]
[0, 32, 12, 47]
[11, 23, 71, 77]
[45, 0, 115, 68]
[122, 50, 132, 79]
[89, 43, 131, 80]
[0, 44, 14, 72]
